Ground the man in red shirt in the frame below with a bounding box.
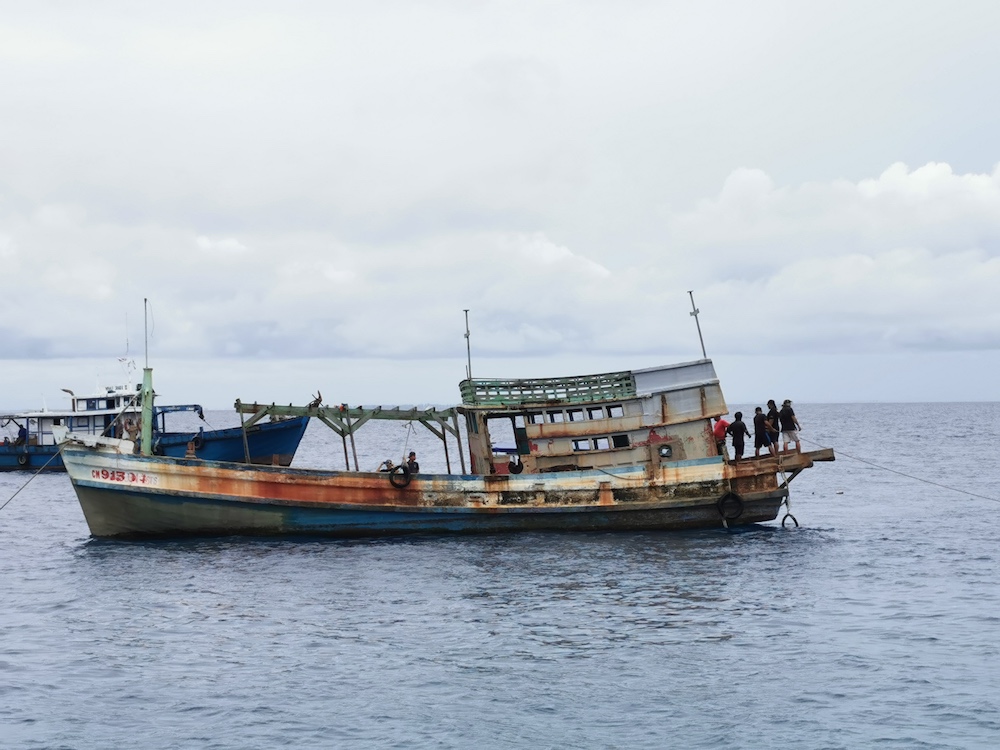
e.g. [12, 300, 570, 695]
[712, 415, 730, 458]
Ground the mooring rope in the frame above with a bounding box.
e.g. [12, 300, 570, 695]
[0, 451, 62, 513]
[800, 436, 1000, 504]
[401, 420, 414, 464]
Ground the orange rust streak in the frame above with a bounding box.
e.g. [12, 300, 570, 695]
[169, 470, 426, 507]
[598, 482, 614, 506]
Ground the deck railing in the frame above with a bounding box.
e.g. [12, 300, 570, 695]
[460, 371, 637, 407]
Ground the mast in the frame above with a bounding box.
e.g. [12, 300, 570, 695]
[687, 290, 707, 359]
[463, 309, 473, 381]
[140, 298, 154, 456]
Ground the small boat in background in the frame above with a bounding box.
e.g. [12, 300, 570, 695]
[1, 381, 309, 472]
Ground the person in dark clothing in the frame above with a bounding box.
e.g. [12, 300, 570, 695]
[778, 399, 801, 452]
[766, 399, 781, 447]
[725, 411, 751, 461]
[406, 451, 419, 474]
[753, 407, 776, 457]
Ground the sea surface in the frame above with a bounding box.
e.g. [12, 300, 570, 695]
[1, 403, 998, 749]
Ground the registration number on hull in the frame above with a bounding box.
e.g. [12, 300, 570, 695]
[92, 468, 159, 486]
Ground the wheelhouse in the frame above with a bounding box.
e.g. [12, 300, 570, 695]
[458, 359, 727, 475]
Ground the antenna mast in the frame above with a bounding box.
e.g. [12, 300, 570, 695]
[463, 309, 472, 380]
[139, 298, 154, 455]
[687, 290, 707, 359]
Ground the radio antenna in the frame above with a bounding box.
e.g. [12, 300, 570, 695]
[688, 290, 707, 359]
[463, 309, 473, 380]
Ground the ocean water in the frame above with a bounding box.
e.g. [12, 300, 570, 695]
[1, 403, 998, 749]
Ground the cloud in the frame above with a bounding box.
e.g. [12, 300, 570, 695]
[3, 161, 1000, 364]
[661, 162, 1000, 354]
[0, 25, 83, 63]
[196, 235, 249, 253]
[3, 3, 1000, 406]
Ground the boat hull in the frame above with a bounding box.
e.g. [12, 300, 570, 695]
[0, 416, 309, 472]
[72, 483, 786, 538]
[59, 446, 815, 539]
[0, 445, 65, 472]
[153, 417, 310, 466]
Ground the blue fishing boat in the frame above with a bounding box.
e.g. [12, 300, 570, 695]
[2, 381, 309, 472]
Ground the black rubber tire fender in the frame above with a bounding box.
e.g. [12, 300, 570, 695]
[17, 453, 28, 466]
[508, 458, 524, 474]
[389, 464, 411, 488]
[717, 492, 744, 520]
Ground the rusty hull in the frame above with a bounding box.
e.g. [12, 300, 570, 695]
[60, 443, 832, 539]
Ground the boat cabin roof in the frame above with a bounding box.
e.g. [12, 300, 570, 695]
[459, 358, 719, 411]
[1, 403, 204, 421]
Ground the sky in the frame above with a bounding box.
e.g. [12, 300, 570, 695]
[2, 0, 1000, 410]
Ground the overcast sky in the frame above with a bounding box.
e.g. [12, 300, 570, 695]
[3, 1, 1000, 410]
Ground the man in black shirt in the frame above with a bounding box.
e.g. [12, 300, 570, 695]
[766, 399, 781, 448]
[778, 399, 801, 452]
[725, 411, 751, 462]
[753, 407, 777, 457]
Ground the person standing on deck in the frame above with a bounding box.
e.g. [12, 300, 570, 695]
[753, 407, 777, 457]
[766, 399, 781, 448]
[712, 415, 730, 458]
[406, 451, 419, 474]
[726, 412, 751, 462]
[779, 399, 802, 452]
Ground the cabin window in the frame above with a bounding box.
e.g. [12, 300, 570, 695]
[514, 415, 526, 428]
[567, 409, 584, 422]
[612, 434, 630, 448]
[572, 439, 591, 451]
[594, 437, 611, 450]
[608, 405, 625, 418]
[87, 399, 98, 410]
[72, 417, 89, 429]
[547, 411, 564, 423]
[587, 406, 604, 420]
[527, 412, 544, 425]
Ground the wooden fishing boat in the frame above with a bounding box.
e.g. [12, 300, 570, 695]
[2, 381, 309, 472]
[55, 359, 833, 538]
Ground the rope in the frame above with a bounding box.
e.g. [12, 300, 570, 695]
[401, 420, 414, 463]
[593, 466, 630, 481]
[800, 436, 1000, 504]
[0, 451, 62, 513]
[103, 391, 141, 437]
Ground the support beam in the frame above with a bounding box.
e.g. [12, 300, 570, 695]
[234, 401, 467, 474]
